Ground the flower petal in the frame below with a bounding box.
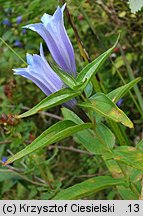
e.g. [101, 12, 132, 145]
[24, 5, 76, 76]
[13, 44, 64, 96]
[13, 68, 51, 96]
[41, 13, 52, 25]
[32, 54, 63, 92]
[26, 53, 34, 65]
[25, 23, 68, 71]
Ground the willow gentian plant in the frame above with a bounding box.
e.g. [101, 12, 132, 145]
[5, 4, 143, 200]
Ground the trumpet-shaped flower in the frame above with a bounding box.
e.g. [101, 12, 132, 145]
[13, 5, 77, 108]
[24, 4, 76, 76]
[13, 44, 64, 96]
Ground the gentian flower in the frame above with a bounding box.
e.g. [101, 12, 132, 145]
[13, 44, 64, 96]
[16, 15, 22, 24]
[14, 40, 23, 48]
[2, 19, 12, 27]
[13, 5, 77, 108]
[2, 157, 7, 163]
[24, 4, 76, 76]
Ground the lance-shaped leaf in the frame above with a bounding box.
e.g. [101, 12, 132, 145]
[76, 36, 119, 86]
[18, 88, 81, 118]
[107, 77, 141, 103]
[53, 176, 126, 200]
[4, 120, 92, 165]
[52, 65, 90, 92]
[62, 108, 115, 154]
[78, 92, 133, 128]
[74, 123, 115, 155]
[90, 78, 141, 124]
[103, 146, 143, 171]
[117, 185, 139, 200]
[51, 64, 77, 89]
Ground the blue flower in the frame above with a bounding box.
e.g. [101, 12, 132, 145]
[14, 40, 23, 48]
[2, 157, 7, 163]
[24, 4, 76, 76]
[2, 156, 13, 165]
[2, 19, 12, 27]
[13, 44, 64, 96]
[16, 15, 22, 24]
[116, 98, 124, 107]
[13, 5, 77, 108]
[22, 29, 27, 35]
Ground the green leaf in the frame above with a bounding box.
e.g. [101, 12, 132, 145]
[51, 65, 77, 89]
[4, 120, 92, 165]
[74, 123, 115, 154]
[117, 165, 141, 199]
[73, 78, 88, 91]
[88, 78, 141, 124]
[85, 82, 93, 98]
[105, 158, 122, 178]
[78, 92, 133, 128]
[53, 176, 126, 199]
[108, 77, 141, 103]
[104, 146, 143, 171]
[62, 108, 115, 154]
[62, 107, 84, 124]
[18, 88, 80, 118]
[117, 186, 139, 199]
[104, 154, 141, 199]
[128, 0, 143, 13]
[51, 64, 89, 92]
[76, 36, 119, 86]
